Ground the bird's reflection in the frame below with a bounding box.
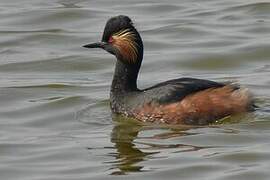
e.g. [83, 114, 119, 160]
[109, 116, 153, 175]
[108, 114, 205, 175]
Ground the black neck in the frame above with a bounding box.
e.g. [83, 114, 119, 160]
[110, 59, 141, 94]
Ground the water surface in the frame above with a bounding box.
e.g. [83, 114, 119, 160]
[0, 0, 270, 179]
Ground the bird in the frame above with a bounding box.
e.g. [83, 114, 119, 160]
[83, 15, 255, 125]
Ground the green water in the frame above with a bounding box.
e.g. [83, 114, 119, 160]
[0, 0, 270, 179]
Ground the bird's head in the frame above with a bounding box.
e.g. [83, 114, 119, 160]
[83, 15, 143, 64]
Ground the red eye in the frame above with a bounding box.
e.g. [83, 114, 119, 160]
[108, 36, 114, 43]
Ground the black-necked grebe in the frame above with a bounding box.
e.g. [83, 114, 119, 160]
[83, 15, 254, 125]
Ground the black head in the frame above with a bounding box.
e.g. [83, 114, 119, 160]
[83, 15, 143, 65]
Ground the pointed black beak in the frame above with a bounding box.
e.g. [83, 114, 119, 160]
[83, 42, 107, 49]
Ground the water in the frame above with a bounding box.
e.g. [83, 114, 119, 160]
[0, 0, 270, 179]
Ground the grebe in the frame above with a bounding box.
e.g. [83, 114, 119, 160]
[83, 15, 254, 125]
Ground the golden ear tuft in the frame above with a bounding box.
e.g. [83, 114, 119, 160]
[111, 29, 138, 63]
